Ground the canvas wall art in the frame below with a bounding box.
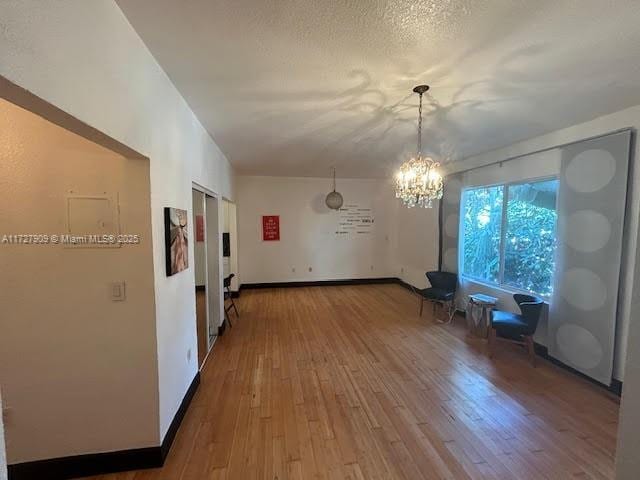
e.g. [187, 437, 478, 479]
[164, 207, 189, 276]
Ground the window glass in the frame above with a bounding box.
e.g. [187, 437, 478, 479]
[503, 179, 558, 297]
[461, 178, 558, 297]
[462, 185, 504, 283]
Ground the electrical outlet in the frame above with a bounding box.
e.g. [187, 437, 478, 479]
[400, 267, 404, 273]
[371, 265, 374, 271]
[187, 348, 192, 362]
[292, 267, 296, 273]
[308, 267, 313, 272]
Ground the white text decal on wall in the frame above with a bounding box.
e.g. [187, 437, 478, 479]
[336, 204, 374, 237]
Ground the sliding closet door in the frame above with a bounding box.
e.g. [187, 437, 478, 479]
[549, 130, 631, 385]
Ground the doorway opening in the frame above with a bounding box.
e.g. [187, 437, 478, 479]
[192, 187, 223, 368]
[192, 189, 208, 367]
[0, 93, 157, 468]
[222, 199, 239, 292]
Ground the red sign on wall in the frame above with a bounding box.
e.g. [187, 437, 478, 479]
[262, 215, 280, 241]
[195, 215, 205, 242]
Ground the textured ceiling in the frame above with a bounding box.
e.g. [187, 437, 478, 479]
[117, 0, 640, 178]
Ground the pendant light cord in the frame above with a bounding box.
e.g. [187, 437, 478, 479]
[332, 167, 337, 192]
[417, 92, 423, 158]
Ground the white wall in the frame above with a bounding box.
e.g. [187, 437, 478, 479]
[237, 176, 395, 283]
[616, 229, 640, 477]
[449, 106, 640, 381]
[0, 99, 158, 462]
[227, 201, 240, 291]
[392, 204, 439, 289]
[236, 175, 441, 291]
[0, 0, 235, 452]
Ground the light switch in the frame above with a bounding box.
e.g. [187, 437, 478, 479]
[110, 281, 126, 301]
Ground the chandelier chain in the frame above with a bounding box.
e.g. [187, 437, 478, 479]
[417, 92, 423, 158]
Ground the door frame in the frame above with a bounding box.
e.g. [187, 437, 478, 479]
[192, 182, 224, 368]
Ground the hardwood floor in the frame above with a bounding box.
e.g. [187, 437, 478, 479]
[87, 284, 620, 480]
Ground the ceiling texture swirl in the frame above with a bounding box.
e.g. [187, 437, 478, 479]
[117, 0, 640, 178]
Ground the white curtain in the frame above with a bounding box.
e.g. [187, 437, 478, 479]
[549, 130, 631, 385]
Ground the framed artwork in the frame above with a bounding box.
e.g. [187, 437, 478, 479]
[164, 207, 189, 276]
[262, 215, 280, 241]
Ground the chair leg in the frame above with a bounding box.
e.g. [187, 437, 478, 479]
[432, 302, 437, 317]
[225, 308, 233, 328]
[488, 328, 496, 359]
[226, 287, 239, 316]
[230, 296, 239, 316]
[447, 301, 456, 323]
[526, 336, 536, 367]
[419, 297, 424, 316]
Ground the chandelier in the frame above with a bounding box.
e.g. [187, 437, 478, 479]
[395, 85, 443, 208]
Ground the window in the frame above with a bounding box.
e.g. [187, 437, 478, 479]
[461, 178, 558, 297]
[462, 185, 503, 283]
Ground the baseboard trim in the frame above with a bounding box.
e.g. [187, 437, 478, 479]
[395, 278, 421, 293]
[532, 343, 622, 396]
[7, 448, 162, 480]
[240, 277, 400, 290]
[8, 373, 201, 480]
[160, 372, 201, 460]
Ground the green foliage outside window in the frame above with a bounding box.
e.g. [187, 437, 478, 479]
[462, 186, 503, 283]
[462, 179, 558, 297]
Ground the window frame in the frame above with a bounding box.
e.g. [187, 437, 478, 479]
[459, 175, 559, 299]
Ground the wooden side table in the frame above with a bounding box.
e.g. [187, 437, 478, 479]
[466, 293, 498, 338]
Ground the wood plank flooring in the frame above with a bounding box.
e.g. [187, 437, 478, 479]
[87, 284, 620, 480]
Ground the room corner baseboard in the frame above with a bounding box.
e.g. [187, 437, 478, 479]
[533, 343, 622, 396]
[240, 277, 400, 290]
[611, 378, 624, 396]
[8, 373, 201, 480]
[395, 278, 420, 293]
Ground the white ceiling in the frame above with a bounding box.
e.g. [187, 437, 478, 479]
[116, 0, 640, 178]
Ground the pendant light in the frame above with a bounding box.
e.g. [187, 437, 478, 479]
[325, 167, 343, 210]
